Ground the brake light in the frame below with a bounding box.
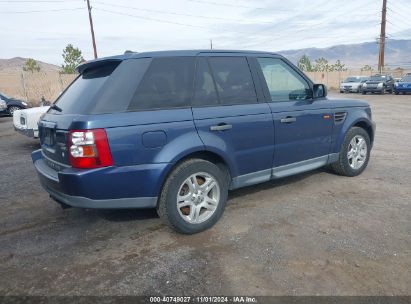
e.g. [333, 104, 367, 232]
[68, 129, 113, 169]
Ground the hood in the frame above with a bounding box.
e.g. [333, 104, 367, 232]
[341, 81, 361, 86]
[328, 98, 369, 108]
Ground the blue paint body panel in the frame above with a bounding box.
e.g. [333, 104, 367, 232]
[32, 50, 375, 209]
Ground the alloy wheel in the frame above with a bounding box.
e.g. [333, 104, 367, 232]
[176, 172, 220, 224]
[347, 135, 368, 170]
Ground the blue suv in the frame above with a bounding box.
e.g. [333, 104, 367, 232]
[32, 50, 375, 234]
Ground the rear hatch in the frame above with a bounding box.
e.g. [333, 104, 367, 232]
[38, 57, 151, 169]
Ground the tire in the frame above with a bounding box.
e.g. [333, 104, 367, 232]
[8, 106, 20, 116]
[362, 91, 366, 95]
[340, 91, 344, 93]
[330, 127, 371, 177]
[157, 159, 229, 234]
[395, 91, 399, 95]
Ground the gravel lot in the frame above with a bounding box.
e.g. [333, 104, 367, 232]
[0, 93, 410, 296]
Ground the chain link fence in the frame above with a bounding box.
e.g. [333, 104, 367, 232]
[1, 68, 410, 106]
[0, 71, 77, 106]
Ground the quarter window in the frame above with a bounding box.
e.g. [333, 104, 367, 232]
[128, 57, 195, 110]
[257, 58, 310, 102]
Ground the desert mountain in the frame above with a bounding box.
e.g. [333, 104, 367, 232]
[0, 57, 60, 73]
[278, 39, 411, 69]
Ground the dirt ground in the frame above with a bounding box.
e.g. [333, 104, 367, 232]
[0, 92, 410, 296]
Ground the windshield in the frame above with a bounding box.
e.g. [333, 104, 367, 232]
[370, 75, 386, 81]
[344, 77, 361, 83]
[0, 92, 11, 99]
[401, 76, 411, 82]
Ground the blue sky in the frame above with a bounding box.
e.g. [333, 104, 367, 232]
[1, 0, 410, 64]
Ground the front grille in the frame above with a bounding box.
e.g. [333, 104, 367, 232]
[334, 112, 347, 124]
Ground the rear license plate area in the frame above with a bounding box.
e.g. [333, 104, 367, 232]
[41, 127, 55, 146]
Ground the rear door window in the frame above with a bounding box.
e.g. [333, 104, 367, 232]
[208, 57, 257, 105]
[192, 57, 219, 106]
[128, 57, 195, 111]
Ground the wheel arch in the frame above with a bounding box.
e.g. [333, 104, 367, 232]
[334, 111, 375, 153]
[154, 149, 235, 205]
[352, 120, 374, 146]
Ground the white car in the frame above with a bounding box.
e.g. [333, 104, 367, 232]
[13, 106, 50, 138]
[340, 76, 369, 93]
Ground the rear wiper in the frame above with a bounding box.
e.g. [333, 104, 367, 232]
[50, 103, 62, 112]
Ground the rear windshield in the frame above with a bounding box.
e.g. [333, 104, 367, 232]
[51, 57, 195, 115]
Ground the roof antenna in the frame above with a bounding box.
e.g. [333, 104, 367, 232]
[210, 39, 213, 50]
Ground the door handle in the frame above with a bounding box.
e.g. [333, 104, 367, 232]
[280, 116, 297, 123]
[210, 123, 232, 131]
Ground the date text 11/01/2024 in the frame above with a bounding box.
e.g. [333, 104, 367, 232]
[149, 296, 257, 303]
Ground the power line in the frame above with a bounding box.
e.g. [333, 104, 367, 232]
[93, 0, 273, 24]
[239, 0, 379, 48]
[94, 7, 213, 30]
[0, 0, 79, 2]
[0, 7, 83, 13]
[186, 0, 289, 11]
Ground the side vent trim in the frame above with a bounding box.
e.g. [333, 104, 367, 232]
[334, 112, 347, 124]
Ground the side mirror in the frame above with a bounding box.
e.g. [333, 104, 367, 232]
[313, 84, 327, 98]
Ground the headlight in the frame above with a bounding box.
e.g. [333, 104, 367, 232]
[22, 102, 28, 106]
[377, 82, 383, 88]
[363, 83, 367, 87]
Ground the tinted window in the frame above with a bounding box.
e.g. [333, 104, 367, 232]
[344, 77, 361, 82]
[128, 57, 195, 110]
[52, 59, 152, 114]
[192, 57, 219, 106]
[208, 57, 257, 105]
[52, 62, 119, 114]
[370, 75, 386, 81]
[257, 58, 310, 102]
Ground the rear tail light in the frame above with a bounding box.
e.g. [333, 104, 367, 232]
[68, 129, 113, 169]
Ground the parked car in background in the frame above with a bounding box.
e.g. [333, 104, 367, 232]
[13, 106, 50, 138]
[394, 75, 411, 95]
[340, 76, 368, 93]
[362, 74, 394, 94]
[0, 92, 29, 116]
[0, 99, 7, 112]
[32, 50, 375, 234]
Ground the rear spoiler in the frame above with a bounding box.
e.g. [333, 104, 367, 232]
[76, 55, 125, 74]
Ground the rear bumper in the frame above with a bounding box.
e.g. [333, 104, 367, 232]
[394, 88, 411, 93]
[14, 126, 36, 138]
[32, 150, 167, 209]
[362, 88, 385, 93]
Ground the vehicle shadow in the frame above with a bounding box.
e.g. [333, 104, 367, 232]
[96, 208, 159, 222]
[228, 167, 328, 200]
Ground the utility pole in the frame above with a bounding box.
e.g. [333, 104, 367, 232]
[86, 0, 98, 59]
[378, 0, 387, 73]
